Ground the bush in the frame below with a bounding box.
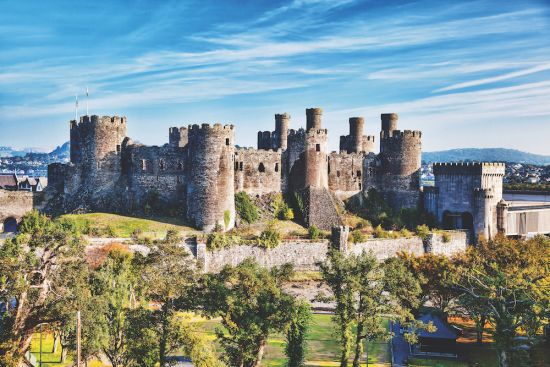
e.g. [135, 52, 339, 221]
[416, 224, 430, 240]
[164, 229, 181, 244]
[349, 230, 366, 243]
[235, 192, 260, 224]
[272, 194, 294, 221]
[257, 221, 281, 248]
[308, 226, 321, 240]
[442, 232, 451, 243]
[400, 228, 414, 238]
[207, 233, 242, 250]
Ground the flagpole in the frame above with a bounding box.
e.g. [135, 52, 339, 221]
[86, 86, 89, 116]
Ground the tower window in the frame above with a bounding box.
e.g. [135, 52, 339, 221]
[337, 171, 340, 178]
[159, 160, 166, 170]
[275, 163, 279, 172]
[239, 162, 243, 171]
[141, 159, 147, 171]
[178, 162, 184, 171]
[259, 162, 265, 173]
[316, 144, 320, 152]
[235, 162, 239, 171]
[356, 170, 361, 177]
[226, 138, 230, 146]
[116, 145, 121, 153]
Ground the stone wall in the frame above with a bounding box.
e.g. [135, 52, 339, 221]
[0, 190, 45, 231]
[234, 148, 282, 197]
[328, 152, 363, 195]
[195, 230, 468, 272]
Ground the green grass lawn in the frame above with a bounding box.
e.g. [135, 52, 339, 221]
[59, 212, 197, 238]
[29, 333, 73, 367]
[195, 313, 391, 367]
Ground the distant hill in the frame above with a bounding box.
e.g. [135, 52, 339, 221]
[49, 141, 70, 160]
[423, 148, 550, 165]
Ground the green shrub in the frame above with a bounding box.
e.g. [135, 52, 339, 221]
[272, 194, 295, 220]
[373, 225, 390, 239]
[349, 230, 366, 243]
[164, 229, 181, 244]
[207, 233, 243, 250]
[400, 228, 414, 238]
[131, 228, 143, 240]
[308, 226, 321, 240]
[224, 210, 231, 229]
[416, 224, 430, 240]
[442, 232, 451, 243]
[257, 221, 281, 248]
[235, 191, 260, 224]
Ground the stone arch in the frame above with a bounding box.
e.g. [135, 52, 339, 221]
[2, 217, 17, 233]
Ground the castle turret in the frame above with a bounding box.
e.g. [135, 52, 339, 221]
[348, 117, 364, 154]
[275, 113, 290, 150]
[305, 129, 329, 189]
[169, 127, 188, 148]
[70, 115, 127, 170]
[381, 113, 398, 135]
[186, 123, 235, 232]
[306, 108, 322, 131]
[366, 113, 422, 210]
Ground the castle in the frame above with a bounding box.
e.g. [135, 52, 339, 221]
[47, 108, 423, 232]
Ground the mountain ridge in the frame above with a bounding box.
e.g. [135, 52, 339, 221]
[423, 148, 550, 165]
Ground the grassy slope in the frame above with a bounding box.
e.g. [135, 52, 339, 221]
[59, 212, 197, 238]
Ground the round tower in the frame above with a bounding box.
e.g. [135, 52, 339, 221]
[381, 113, 398, 136]
[348, 117, 364, 153]
[306, 108, 323, 131]
[71, 115, 127, 170]
[186, 123, 235, 232]
[275, 113, 290, 150]
[305, 129, 329, 189]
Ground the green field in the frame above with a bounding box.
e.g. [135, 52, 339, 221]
[196, 313, 391, 367]
[59, 212, 197, 238]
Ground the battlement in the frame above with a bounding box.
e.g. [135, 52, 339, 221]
[188, 123, 234, 131]
[72, 115, 127, 128]
[474, 187, 494, 199]
[329, 151, 364, 159]
[381, 129, 422, 140]
[288, 128, 307, 138]
[433, 162, 505, 176]
[365, 135, 375, 142]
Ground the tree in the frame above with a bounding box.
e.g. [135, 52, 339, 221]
[137, 243, 196, 367]
[0, 211, 85, 366]
[285, 300, 311, 367]
[318, 250, 424, 367]
[200, 258, 295, 367]
[90, 247, 137, 367]
[455, 235, 550, 367]
[399, 252, 461, 314]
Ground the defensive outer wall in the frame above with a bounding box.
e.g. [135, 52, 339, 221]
[194, 229, 468, 272]
[0, 191, 46, 232]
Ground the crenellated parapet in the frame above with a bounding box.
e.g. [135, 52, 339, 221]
[169, 126, 188, 148]
[433, 162, 505, 176]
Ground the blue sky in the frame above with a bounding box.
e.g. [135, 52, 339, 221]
[1, 0, 550, 154]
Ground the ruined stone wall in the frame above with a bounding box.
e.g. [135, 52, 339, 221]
[299, 187, 342, 230]
[186, 124, 235, 231]
[195, 230, 468, 272]
[284, 129, 307, 192]
[328, 152, 363, 195]
[121, 142, 187, 212]
[169, 127, 189, 148]
[0, 190, 45, 231]
[234, 148, 282, 197]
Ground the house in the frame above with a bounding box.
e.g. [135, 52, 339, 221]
[415, 313, 461, 356]
[0, 174, 18, 190]
[16, 176, 47, 192]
